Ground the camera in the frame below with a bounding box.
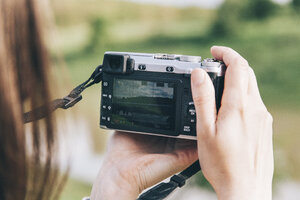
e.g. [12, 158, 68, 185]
[100, 52, 225, 140]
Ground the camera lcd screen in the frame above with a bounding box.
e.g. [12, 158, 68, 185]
[111, 78, 176, 131]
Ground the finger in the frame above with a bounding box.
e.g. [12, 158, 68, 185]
[211, 46, 249, 109]
[141, 147, 198, 189]
[191, 69, 216, 140]
[211, 46, 249, 67]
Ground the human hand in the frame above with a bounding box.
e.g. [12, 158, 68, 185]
[191, 46, 274, 200]
[91, 132, 197, 200]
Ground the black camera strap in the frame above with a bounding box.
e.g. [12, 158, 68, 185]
[23, 65, 103, 123]
[137, 161, 201, 200]
[23, 65, 202, 200]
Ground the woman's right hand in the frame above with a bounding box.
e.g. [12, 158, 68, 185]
[191, 46, 274, 200]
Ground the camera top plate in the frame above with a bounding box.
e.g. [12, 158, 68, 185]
[104, 52, 225, 76]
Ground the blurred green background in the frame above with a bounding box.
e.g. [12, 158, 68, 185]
[48, 0, 300, 199]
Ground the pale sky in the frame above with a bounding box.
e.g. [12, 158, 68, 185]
[123, 0, 292, 9]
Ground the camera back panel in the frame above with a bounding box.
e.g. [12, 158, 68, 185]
[100, 52, 225, 140]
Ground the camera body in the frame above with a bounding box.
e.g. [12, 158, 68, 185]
[100, 52, 225, 140]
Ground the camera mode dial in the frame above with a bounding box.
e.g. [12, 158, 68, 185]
[202, 59, 222, 67]
[178, 55, 202, 63]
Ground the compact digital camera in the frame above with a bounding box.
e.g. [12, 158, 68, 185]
[100, 52, 225, 140]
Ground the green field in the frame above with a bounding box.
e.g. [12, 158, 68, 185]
[51, 0, 300, 199]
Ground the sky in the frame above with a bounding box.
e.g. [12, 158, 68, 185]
[123, 0, 292, 9]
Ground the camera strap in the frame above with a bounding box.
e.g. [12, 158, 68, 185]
[23, 65, 103, 123]
[23, 65, 202, 200]
[137, 161, 201, 200]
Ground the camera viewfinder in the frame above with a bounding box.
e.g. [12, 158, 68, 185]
[103, 54, 134, 74]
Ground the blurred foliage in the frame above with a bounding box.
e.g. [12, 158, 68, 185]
[210, 0, 245, 37]
[84, 18, 107, 54]
[211, 0, 277, 36]
[50, 0, 300, 198]
[59, 178, 91, 200]
[292, 0, 300, 10]
[245, 0, 277, 19]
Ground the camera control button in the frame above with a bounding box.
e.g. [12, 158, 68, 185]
[102, 105, 107, 110]
[103, 82, 109, 87]
[138, 64, 146, 70]
[107, 106, 112, 111]
[183, 126, 191, 133]
[179, 55, 201, 63]
[188, 108, 196, 116]
[102, 93, 113, 100]
[190, 118, 196, 123]
[166, 66, 174, 72]
[107, 117, 111, 122]
[188, 102, 194, 106]
[101, 116, 107, 121]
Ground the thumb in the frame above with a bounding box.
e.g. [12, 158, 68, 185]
[191, 69, 216, 139]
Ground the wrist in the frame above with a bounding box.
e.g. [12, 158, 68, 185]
[94, 177, 138, 200]
[215, 182, 272, 200]
[91, 160, 140, 200]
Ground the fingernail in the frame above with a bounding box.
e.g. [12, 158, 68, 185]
[211, 45, 221, 49]
[192, 69, 205, 86]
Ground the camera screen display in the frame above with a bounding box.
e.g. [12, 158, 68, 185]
[111, 78, 176, 131]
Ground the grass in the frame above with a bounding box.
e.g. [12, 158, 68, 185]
[49, 0, 300, 198]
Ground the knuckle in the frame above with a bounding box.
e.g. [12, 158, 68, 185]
[222, 47, 249, 67]
[223, 46, 234, 54]
[248, 66, 255, 75]
[265, 111, 273, 123]
[233, 58, 249, 70]
[193, 92, 213, 107]
[230, 102, 247, 113]
[222, 92, 247, 111]
[241, 58, 249, 66]
[223, 48, 233, 60]
[232, 57, 249, 69]
[248, 66, 258, 81]
[231, 57, 240, 65]
[235, 104, 248, 117]
[255, 109, 273, 123]
[247, 66, 255, 78]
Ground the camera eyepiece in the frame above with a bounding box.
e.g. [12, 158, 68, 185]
[103, 54, 134, 74]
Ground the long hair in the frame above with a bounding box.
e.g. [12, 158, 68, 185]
[0, 0, 65, 199]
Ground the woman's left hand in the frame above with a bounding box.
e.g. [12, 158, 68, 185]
[91, 131, 197, 200]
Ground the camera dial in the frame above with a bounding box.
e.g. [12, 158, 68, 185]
[154, 54, 202, 63]
[177, 55, 202, 63]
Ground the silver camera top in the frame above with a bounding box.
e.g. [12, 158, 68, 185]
[104, 52, 226, 76]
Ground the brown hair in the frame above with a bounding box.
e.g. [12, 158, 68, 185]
[0, 0, 65, 199]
